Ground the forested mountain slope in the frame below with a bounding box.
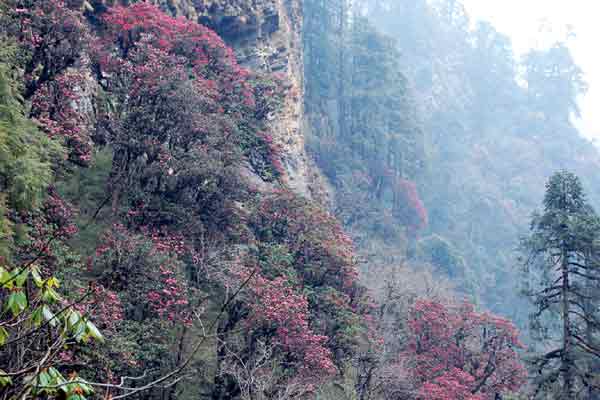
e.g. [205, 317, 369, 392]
[2, 0, 600, 399]
[0, 2, 370, 398]
[303, 0, 600, 327]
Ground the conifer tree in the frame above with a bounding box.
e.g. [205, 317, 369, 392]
[523, 170, 600, 399]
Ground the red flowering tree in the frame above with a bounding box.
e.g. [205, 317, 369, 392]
[394, 178, 428, 233]
[85, 223, 196, 387]
[30, 69, 92, 165]
[247, 190, 367, 362]
[208, 190, 371, 398]
[405, 300, 527, 400]
[251, 190, 359, 291]
[94, 3, 284, 192]
[8, 0, 94, 165]
[247, 274, 336, 378]
[92, 224, 192, 325]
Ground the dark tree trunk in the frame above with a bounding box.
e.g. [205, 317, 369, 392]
[561, 249, 574, 400]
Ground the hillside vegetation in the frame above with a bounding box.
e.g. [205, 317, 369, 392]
[2, 1, 600, 399]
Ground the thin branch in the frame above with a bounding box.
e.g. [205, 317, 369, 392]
[109, 268, 259, 399]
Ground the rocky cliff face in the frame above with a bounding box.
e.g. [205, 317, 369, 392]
[89, 0, 327, 200]
[196, 0, 313, 197]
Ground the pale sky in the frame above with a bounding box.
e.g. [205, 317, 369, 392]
[461, 0, 600, 140]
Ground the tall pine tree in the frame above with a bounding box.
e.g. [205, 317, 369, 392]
[523, 170, 600, 399]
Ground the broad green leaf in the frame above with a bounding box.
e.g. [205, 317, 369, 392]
[0, 326, 8, 346]
[48, 367, 63, 379]
[85, 321, 104, 343]
[42, 305, 58, 327]
[6, 290, 26, 316]
[73, 324, 86, 342]
[31, 265, 43, 287]
[12, 267, 28, 287]
[67, 310, 81, 328]
[31, 306, 43, 327]
[0, 370, 11, 387]
[0, 267, 13, 289]
[67, 311, 86, 341]
[6, 293, 14, 313]
[48, 366, 69, 393]
[37, 370, 50, 387]
[42, 286, 60, 303]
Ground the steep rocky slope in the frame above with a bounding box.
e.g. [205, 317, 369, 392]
[1, 2, 368, 398]
[91, 0, 325, 199]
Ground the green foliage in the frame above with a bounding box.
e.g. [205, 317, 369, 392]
[305, 13, 426, 248]
[56, 148, 113, 254]
[0, 63, 63, 261]
[417, 234, 466, 279]
[0, 261, 103, 399]
[521, 171, 600, 398]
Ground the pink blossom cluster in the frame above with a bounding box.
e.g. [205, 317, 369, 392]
[31, 70, 92, 165]
[405, 300, 527, 400]
[248, 273, 337, 380]
[256, 191, 359, 289]
[43, 188, 78, 239]
[102, 3, 255, 109]
[147, 264, 190, 325]
[73, 284, 124, 333]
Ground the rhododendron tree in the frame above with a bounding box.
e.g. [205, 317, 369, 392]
[92, 224, 192, 325]
[208, 190, 372, 397]
[405, 300, 527, 400]
[251, 190, 359, 291]
[10, 186, 80, 280]
[420, 369, 484, 400]
[248, 274, 337, 379]
[217, 271, 338, 399]
[246, 190, 370, 364]
[93, 3, 284, 191]
[394, 178, 428, 233]
[73, 284, 124, 334]
[30, 69, 92, 165]
[7, 0, 93, 165]
[85, 223, 198, 389]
